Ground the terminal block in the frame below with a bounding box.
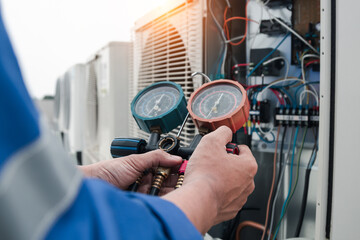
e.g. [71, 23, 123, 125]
[249, 100, 272, 123]
[275, 107, 319, 127]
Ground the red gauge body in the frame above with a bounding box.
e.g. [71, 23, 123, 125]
[187, 79, 250, 133]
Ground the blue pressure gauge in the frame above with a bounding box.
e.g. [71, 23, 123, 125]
[131, 81, 188, 134]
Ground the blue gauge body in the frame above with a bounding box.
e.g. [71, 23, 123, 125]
[131, 81, 187, 134]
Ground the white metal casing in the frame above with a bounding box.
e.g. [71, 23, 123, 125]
[55, 74, 71, 135]
[66, 64, 86, 155]
[53, 77, 62, 133]
[53, 73, 71, 152]
[83, 42, 131, 165]
[329, 0, 360, 238]
[130, 0, 205, 144]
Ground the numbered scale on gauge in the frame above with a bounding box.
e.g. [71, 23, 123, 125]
[131, 81, 188, 134]
[134, 85, 180, 118]
[188, 80, 250, 133]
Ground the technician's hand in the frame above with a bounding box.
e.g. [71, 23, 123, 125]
[79, 150, 182, 191]
[162, 126, 258, 234]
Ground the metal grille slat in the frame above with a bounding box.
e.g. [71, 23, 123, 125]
[131, 0, 204, 146]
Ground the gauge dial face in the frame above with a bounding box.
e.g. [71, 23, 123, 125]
[134, 84, 180, 118]
[191, 83, 243, 120]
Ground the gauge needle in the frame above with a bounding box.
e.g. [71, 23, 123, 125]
[206, 93, 224, 118]
[149, 94, 165, 115]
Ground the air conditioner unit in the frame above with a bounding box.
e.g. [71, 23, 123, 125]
[34, 96, 56, 133]
[66, 64, 86, 164]
[83, 42, 131, 165]
[54, 77, 62, 134]
[130, 0, 205, 145]
[54, 73, 71, 149]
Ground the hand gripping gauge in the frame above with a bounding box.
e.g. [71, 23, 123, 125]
[187, 79, 250, 133]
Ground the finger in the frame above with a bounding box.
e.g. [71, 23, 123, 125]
[162, 173, 179, 188]
[127, 149, 183, 171]
[203, 126, 233, 147]
[136, 173, 152, 194]
[237, 145, 252, 156]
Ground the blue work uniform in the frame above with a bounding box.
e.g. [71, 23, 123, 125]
[0, 8, 202, 240]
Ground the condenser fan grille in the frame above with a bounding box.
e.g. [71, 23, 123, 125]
[131, 0, 203, 145]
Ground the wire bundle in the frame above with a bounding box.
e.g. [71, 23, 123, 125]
[208, 2, 321, 239]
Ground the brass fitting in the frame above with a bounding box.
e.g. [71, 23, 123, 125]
[175, 175, 185, 189]
[135, 172, 144, 185]
[151, 167, 171, 190]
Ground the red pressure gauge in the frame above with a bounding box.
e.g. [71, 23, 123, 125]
[187, 79, 250, 133]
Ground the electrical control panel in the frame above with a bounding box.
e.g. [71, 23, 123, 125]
[204, 0, 322, 239]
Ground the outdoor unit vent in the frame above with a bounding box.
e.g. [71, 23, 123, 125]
[53, 71, 72, 152]
[54, 77, 62, 133]
[54, 64, 87, 164]
[83, 42, 131, 165]
[67, 64, 86, 163]
[83, 59, 100, 164]
[131, 0, 205, 145]
[62, 74, 71, 132]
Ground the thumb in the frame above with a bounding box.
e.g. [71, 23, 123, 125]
[126, 149, 183, 171]
[203, 126, 233, 146]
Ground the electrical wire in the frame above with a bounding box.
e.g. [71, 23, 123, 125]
[284, 127, 308, 210]
[276, 126, 288, 194]
[262, 6, 319, 54]
[299, 90, 319, 106]
[209, 0, 227, 76]
[305, 59, 320, 68]
[294, 81, 320, 102]
[220, 44, 228, 75]
[257, 122, 274, 137]
[267, 127, 294, 240]
[301, 54, 320, 82]
[272, 126, 308, 239]
[257, 78, 318, 107]
[295, 127, 318, 237]
[254, 126, 275, 143]
[247, 32, 290, 78]
[300, 54, 320, 104]
[270, 89, 285, 106]
[209, 0, 227, 42]
[223, 1, 255, 46]
[191, 72, 212, 83]
[271, 126, 300, 240]
[248, 0, 263, 51]
[225, 0, 231, 8]
[276, 87, 294, 107]
[261, 126, 281, 240]
[232, 63, 252, 69]
[236, 221, 273, 240]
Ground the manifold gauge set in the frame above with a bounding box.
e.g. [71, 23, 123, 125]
[110, 75, 250, 195]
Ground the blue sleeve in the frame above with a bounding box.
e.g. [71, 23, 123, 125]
[0, 8, 202, 240]
[46, 179, 202, 240]
[0, 5, 40, 170]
